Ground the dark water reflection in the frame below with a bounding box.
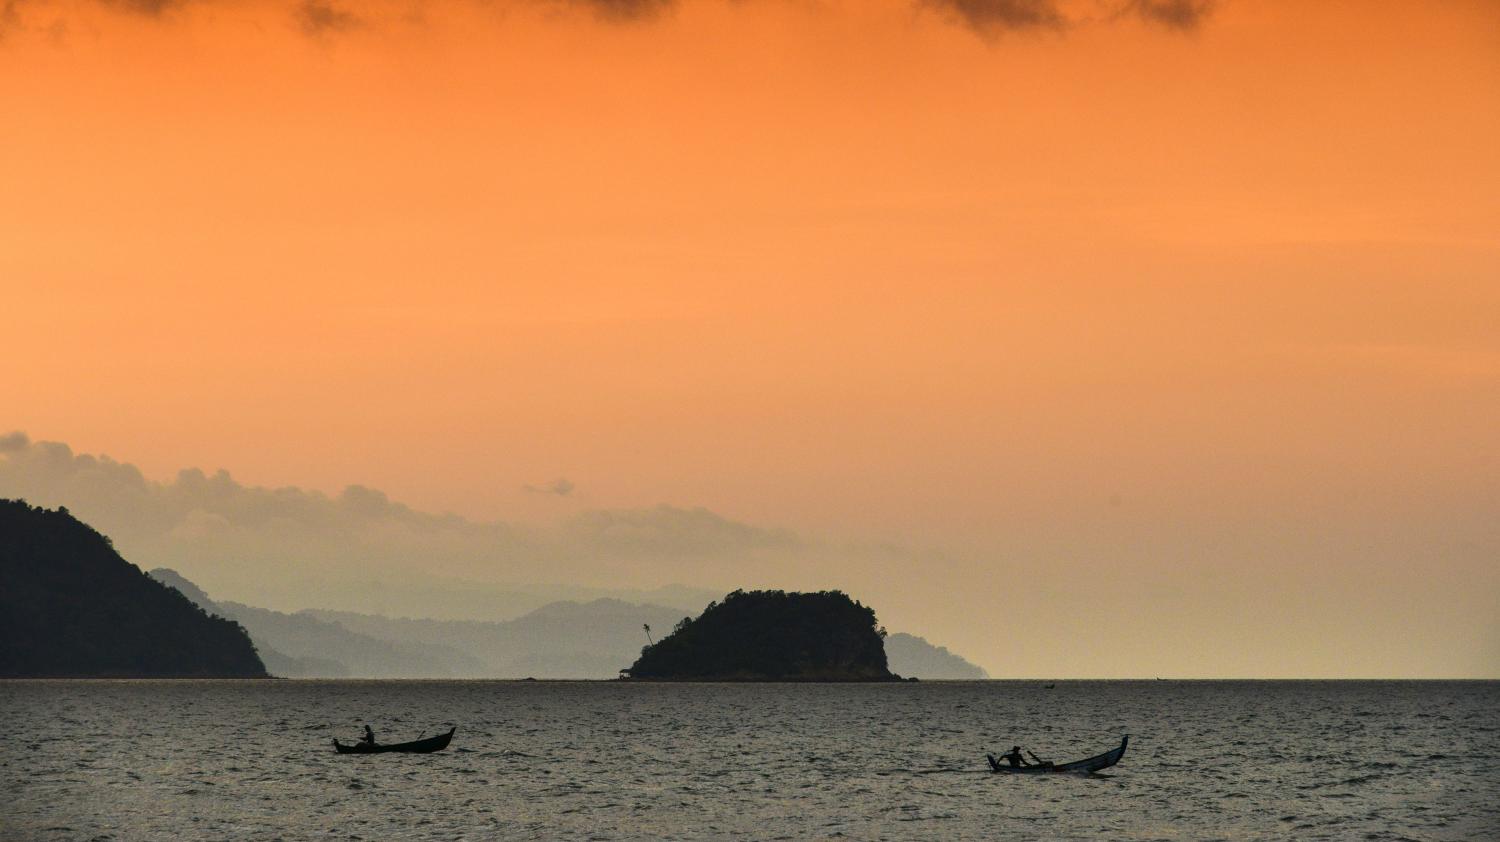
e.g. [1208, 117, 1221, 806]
[2, 680, 1496, 840]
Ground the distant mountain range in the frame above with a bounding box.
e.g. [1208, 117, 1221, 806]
[305, 600, 691, 679]
[150, 569, 988, 679]
[151, 568, 487, 678]
[277, 580, 722, 625]
[152, 568, 691, 678]
[885, 633, 989, 679]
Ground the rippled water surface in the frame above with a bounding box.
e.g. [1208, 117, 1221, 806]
[2, 680, 1496, 840]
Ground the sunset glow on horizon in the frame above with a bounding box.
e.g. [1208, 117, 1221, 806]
[3, 0, 1497, 677]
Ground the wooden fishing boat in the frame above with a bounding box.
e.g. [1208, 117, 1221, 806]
[988, 736, 1127, 774]
[333, 727, 456, 754]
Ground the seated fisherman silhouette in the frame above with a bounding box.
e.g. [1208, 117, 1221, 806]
[360, 725, 376, 746]
[987, 745, 1052, 770]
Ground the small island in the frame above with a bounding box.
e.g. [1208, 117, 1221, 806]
[623, 589, 902, 681]
[0, 499, 268, 678]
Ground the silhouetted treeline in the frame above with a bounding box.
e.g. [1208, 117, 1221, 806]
[624, 589, 899, 681]
[0, 499, 267, 677]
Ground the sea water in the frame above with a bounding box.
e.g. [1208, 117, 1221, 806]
[1, 680, 1495, 840]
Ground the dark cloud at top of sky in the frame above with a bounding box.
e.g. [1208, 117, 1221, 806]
[2, 0, 676, 40]
[559, 0, 675, 23]
[0, 0, 23, 39]
[1128, 0, 1216, 31]
[103, 0, 185, 15]
[297, 0, 363, 35]
[106, 0, 677, 25]
[2, 0, 1221, 42]
[919, 0, 1066, 35]
[923, 0, 1221, 37]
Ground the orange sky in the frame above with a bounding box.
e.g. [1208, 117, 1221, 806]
[2, 0, 1498, 675]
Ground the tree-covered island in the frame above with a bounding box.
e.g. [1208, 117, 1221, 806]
[622, 589, 903, 681]
[0, 499, 268, 677]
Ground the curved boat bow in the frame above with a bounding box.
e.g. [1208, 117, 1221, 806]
[989, 736, 1128, 774]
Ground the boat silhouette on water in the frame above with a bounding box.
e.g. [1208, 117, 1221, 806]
[988, 736, 1128, 774]
[334, 727, 456, 754]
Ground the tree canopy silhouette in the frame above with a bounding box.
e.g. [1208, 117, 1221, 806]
[624, 589, 899, 681]
[0, 499, 267, 677]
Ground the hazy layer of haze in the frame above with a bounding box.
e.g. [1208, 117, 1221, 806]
[3, 432, 1495, 678]
[0, 432, 780, 612]
[2, 0, 1498, 677]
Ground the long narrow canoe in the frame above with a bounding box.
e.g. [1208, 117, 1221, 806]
[333, 727, 456, 754]
[989, 736, 1128, 774]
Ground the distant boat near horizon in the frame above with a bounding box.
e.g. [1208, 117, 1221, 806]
[333, 727, 455, 754]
